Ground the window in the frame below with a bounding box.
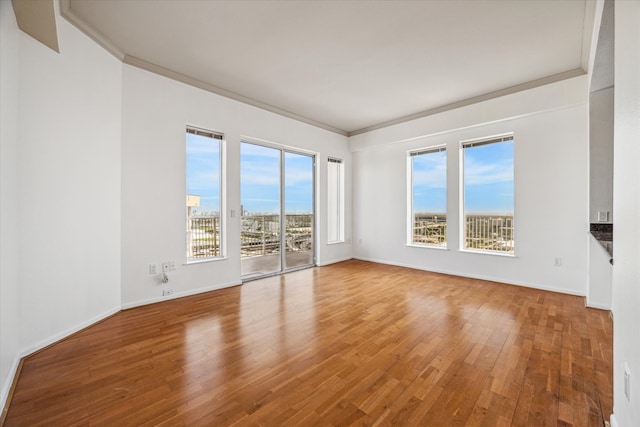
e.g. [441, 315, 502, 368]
[186, 126, 224, 260]
[410, 146, 447, 247]
[461, 134, 514, 254]
[327, 157, 344, 243]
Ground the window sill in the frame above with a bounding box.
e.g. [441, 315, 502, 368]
[406, 243, 449, 251]
[459, 249, 516, 258]
[185, 257, 227, 266]
[327, 240, 346, 245]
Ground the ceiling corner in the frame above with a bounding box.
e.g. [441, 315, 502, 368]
[12, 0, 59, 53]
[581, 0, 605, 73]
[60, 0, 125, 61]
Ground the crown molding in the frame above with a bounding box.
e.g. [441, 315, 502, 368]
[122, 55, 348, 136]
[348, 68, 586, 137]
[59, 0, 125, 60]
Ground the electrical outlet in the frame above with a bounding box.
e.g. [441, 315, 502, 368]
[554, 258, 562, 267]
[149, 264, 157, 274]
[162, 261, 170, 272]
[163, 289, 174, 297]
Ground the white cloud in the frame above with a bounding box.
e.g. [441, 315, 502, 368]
[241, 161, 280, 186]
[186, 135, 220, 155]
[413, 167, 447, 189]
[464, 157, 513, 185]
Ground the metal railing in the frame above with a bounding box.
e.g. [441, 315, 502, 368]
[188, 216, 221, 259]
[190, 213, 513, 259]
[413, 214, 447, 246]
[464, 214, 513, 253]
[413, 213, 514, 253]
[240, 214, 312, 258]
[187, 214, 313, 260]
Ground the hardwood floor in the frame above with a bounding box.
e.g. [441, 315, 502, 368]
[3, 260, 612, 426]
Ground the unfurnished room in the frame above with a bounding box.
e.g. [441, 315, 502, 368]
[1, 0, 639, 426]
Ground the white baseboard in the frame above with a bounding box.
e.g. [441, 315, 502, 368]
[3, 280, 246, 413]
[353, 256, 586, 297]
[17, 306, 121, 359]
[121, 280, 242, 310]
[610, 414, 618, 427]
[0, 354, 21, 417]
[1, 305, 120, 415]
[585, 299, 612, 310]
[316, 256, 354, 267]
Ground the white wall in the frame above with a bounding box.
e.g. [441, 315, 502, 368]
[590, 87, 614, 223]
[120, 66, 351, 307]
[16, 10, 123, 352]
[0, 0, 22, 409]
[611, 1, 640, 426]
[2, 4, 124, 411]
[350, 77, 589, 295]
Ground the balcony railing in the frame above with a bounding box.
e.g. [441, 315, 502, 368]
[190, 213, 513, 259]
[240, 214, 312, 258]
[413, 213, 514, 253]
[188, 216, 221, 259]
[465, 214, 513, 253]
[413, 214, 447, 246]
[187, 214, 313, 260]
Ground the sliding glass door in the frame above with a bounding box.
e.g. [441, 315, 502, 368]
[240, 142, 315, 279]
[283, 152, 314, 270]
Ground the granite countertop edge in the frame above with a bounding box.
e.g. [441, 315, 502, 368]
[590, 223, 613, 258]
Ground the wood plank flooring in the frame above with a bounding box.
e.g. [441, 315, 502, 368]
[3, 260, 612, 426]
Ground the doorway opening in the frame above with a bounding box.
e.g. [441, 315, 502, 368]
[240, 142, 315, 280]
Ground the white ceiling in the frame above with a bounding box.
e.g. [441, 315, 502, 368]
[63, 0, 593, 136]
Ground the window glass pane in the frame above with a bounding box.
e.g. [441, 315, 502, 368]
[186, 129, 222, 260]
[411, 149, 447, 246]
[327, 159, 344, 243]
[462, 138, 514, 253]
[284, 152, 314, 269]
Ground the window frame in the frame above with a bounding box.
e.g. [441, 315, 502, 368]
[185, 125, 226, 263]
[408, 145, 448, 249]
[459, 133, 515, 256]
[327, 157, 345, 244]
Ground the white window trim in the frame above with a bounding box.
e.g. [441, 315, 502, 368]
[185, 125, 226, 263]
[327, 157, 345, 244]
[407, 145, 448, 248]
[459, 133, 515, 256]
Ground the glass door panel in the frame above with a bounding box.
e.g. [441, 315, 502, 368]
[283, 152, 314, 270]
[240, 143, 281, 278]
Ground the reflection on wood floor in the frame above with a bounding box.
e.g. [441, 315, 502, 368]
[241, 251, 314, 279]
[3, 260, 612, 426]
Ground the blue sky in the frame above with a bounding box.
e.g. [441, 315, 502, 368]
[463, 141, 514, 215]
[186, 138, 314, 215]
[186, 133, 221, 213]
[412, 150, 447, 213]
[413, 140, 514, 215]
[240, 143, 313, 214]
[188, 134, 513, 216]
